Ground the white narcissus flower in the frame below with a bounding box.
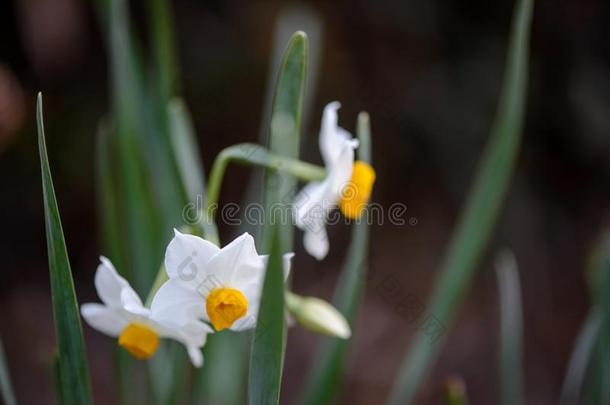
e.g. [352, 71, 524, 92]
[80, 257, 212, 367]
[294, 101, 376, 260]
[151, 230, 294, 332]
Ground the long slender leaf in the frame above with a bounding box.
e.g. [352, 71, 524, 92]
[96, 1, 193, 403]
[262, 31, 308, 249]
[147, 0, 179, 101]
[495, 250, 524, 405]
[257, 7, 321, 148]
[94, 3, 156, 399]
[37, 93, 93, 405]
[244, 8, 322, 240]
[96, 120, 127, 275]
[298, 112, 372, 404]
[0, 337, 17, 405]
[147, 100, 205, 405]
[595, 247, 610, 403]
[583, 344, 605, 405]
[387, 1, 533, 403]
[563, 233, 610, 405]
[148, 343, 188, 405]
[248, 227, 286, 405]
[195, 332, 249, 405]
[168, 99, 205, 203]
[97, 118, 148, 405]
[247, 32, 307, 405]
[167, 98, 220, 244]
[559, 308, 602, 405]
[577, 231, 610, 405]
[98, 0, 163, 294]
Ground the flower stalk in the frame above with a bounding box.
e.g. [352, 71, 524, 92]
[205, 143, 326, 222]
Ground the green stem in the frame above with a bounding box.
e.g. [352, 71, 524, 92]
[205, 143, 326, 222]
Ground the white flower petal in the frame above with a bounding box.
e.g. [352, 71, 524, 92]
[282, 253, 295, 280]
[294, 181, 324, 225]
[303, 226, 329, 260]
[327, 141, 357, 195]
[165, 229, 220, 288]
[232, 252, 293, 331]
[294, 139, 356, 261]
[156, 319, 212, 344]
[295, 101, 359, 261]
[94, 256, 129, 307]
[320, 102, 353, 166]
[81, 303, 128, 337]
[150, 278, 206, 325]
[120, 288, 149, 318]
[294, 177, 333, 261]
[155, 319, 211, 367]
[187, 345, 204, 367]
[206, 232, 264, 287]
[260, 253, 294, 281]
[230, 312, 259, 331]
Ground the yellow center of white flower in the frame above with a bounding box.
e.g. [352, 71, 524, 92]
[118, 323, 160, 359]
[206, 288, 248, 331]
[339, 160, 376, 219]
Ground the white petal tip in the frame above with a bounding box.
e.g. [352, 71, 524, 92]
[336, 325, 352, 339]
[348, 139, 360, 149]
[309, 248, 327, 261]
[326, 101, 341, 110]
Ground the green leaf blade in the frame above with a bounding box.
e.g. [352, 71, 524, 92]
[37, 93, 93, 405]
[168, 99, 205, 203]
[387, 0, 533, 403]
[560, 308, 602, 405]
[495, 250, 524, 405]
[0, 337, 17, 405]
[247, 31, 308, 404]
[248, 227, 286, 405]
[167, 98, 220, 244]
[199, 33, 308, 405]
[262, 31, 308, 248]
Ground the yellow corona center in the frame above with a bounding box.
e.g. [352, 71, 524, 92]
[118, 323, 160, 360]
[339, 161, 376, 219]
[206, 288, 248, 331]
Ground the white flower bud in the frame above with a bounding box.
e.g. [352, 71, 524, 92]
[285, 292, 351, 339]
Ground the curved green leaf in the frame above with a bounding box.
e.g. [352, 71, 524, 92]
[37, 93, 93, 405]
[387, 0, 533, 403]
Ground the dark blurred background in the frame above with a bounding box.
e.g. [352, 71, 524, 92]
[2, 0, 610, 403]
